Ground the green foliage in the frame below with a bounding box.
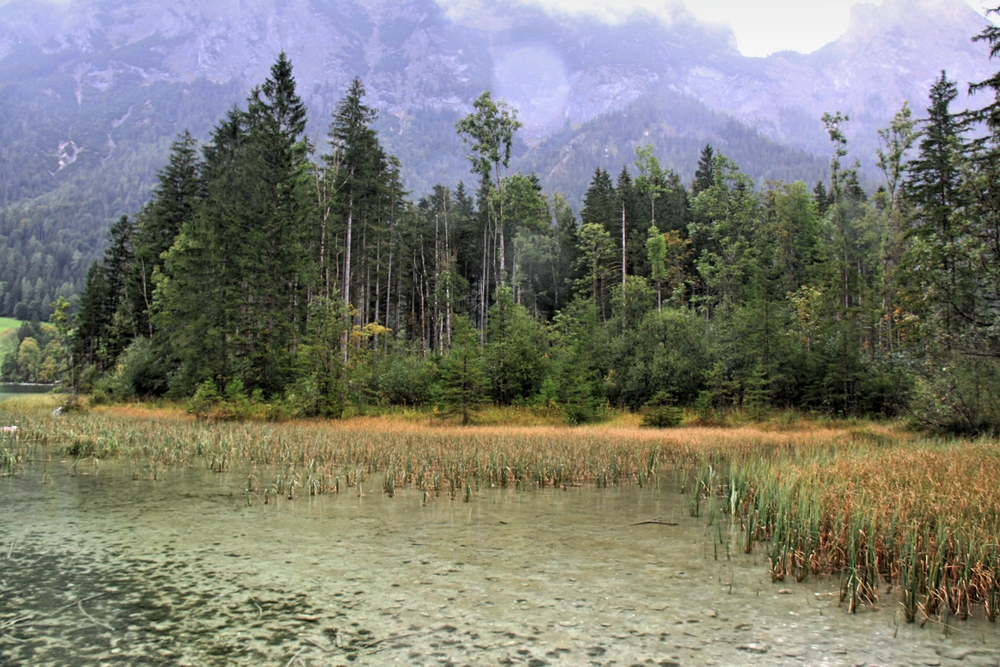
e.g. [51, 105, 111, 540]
[102, 338, 157, 400]
[547, 298, 604, 424]
[909, 354, 1000, 435]
[376, 354, 437, 407]
[436, 314, 487, 424]
[600, 307, 708, 410]
[640, 391, 684, 428]
[485, 286, 547, 404]
[187, 379, 219, 421]
[35, 26, 1000, 432]
[292, 297, 347, 418]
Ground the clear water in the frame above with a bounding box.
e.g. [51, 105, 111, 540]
[2, 457, 999, 667]
[0, 384, 58, 401]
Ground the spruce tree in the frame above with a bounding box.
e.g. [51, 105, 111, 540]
[692, 144, 715, 195]
[74, 215, 136, 371]
[580, 168, 616, 231]
[157, 54, 313, 396]
[326, 77, 386, 317]
[904, 72, 970, 336]
[130, 131, 202, 339]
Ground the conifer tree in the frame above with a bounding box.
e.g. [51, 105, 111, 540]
[904, 72, 970, 337]
[157, 54, 313, 396]
[692, 144, 715, 196]
[437, 314, 486, 424]
[130, 131, 202, 338]
[326, 77, 385, 317]
[74, 215, 136, 371]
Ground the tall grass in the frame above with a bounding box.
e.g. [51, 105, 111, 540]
[698, 432, 1000, 623]
[3, 399, 998, 623]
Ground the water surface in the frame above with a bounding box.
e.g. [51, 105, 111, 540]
[0, 384, 58, 401]
[2, 458, 999, 666]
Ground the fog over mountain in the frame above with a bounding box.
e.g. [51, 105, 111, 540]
[0, 0, 992, 203]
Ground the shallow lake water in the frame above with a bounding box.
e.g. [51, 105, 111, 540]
[2, 457, 1000, 667]
[0, 384, 57, 401]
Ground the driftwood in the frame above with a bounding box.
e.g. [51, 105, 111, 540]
[631, 519, 679, 526]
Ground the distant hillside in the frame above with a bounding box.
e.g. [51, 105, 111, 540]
[521, 88, 829, 209]
[0, 0, 992, 318]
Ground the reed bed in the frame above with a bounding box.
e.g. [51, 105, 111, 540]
[697, 435, 1000, 624]
[3, 399, 998, 624]
[0, 401, 850, 491]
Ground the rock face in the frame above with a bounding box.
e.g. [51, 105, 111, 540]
[679, 0, 994, 156]
[0, 0, 993, 196]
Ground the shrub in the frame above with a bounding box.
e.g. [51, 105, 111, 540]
[641, 391, 684, 428]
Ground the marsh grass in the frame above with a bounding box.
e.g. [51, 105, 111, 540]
[3, 398, 998, 624]
[704, 431, 1000, 623]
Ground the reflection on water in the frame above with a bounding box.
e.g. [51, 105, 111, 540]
[2, 457, 1000, 666]
[0, 384, 58, 400]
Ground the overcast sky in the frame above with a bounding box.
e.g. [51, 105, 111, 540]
[445, 0, 994, 57]
[2, 0, 993, 58]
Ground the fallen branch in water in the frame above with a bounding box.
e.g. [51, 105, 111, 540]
[76, 599, 114, 632]
[631, 519, 678, 526]
[0, 592, 107, 632]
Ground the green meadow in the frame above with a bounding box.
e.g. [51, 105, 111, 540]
[0, 318, 21, 332]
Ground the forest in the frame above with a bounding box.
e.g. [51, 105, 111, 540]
[6, 21, 1000, 434]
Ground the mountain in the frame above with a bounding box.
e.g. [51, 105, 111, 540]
[0, 0, 994, 319]
[2, 0, 989, 193]
[678, 0, 994, 159]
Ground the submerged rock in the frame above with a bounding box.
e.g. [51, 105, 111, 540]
[737, 643, 770, 654]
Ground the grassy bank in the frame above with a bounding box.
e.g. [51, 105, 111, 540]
[0, 317, 21, 333]
[1, 395, 997, 624]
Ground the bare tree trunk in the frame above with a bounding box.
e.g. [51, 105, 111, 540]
[434, 212, 441, 353]
[622, 202, 626, 294]
[344, 199, 353, 310]
[496, 181, 506, 285]
[480, 217, 489, 341]
[362, 218, 369, 326]
[622, 201, 627, 326]
[385, 227, 393, 355]
[444, 188, 452, 348]
[374, 217, 382, 355]
[342, 197, 353, 365]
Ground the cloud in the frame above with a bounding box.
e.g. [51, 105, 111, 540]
[0, 0, 73, 6]
[436, 0, 991, 57]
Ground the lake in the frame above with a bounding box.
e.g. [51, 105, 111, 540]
[0, 384, 59, 401]
[2, 457, 999, 666]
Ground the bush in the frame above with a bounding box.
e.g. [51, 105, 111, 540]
[640, 391, 684, 428]
[285, 376, 343, 419]
[376, 355, 437, 406]
[104, 338, 162, 399]
[909, 354, 1000, 435]
[187, 379, 219, 420]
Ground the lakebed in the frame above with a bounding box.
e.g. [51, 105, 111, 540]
[3, 457, 1000, 667]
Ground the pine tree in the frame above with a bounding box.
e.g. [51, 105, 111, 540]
[485, 286, 546, 404]
[904, 72, 970, 337]
[326, 77, 386, 317]
[437, 314, 486, 424]
[242, 51, 313, 393]
[156, 54, 314, 396]
[130, 131, 202, 338]
[73, 215, 136, 372]
[692, 144, 715, 196]
[74, 262, 111, 371]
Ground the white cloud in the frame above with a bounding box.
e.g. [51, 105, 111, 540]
[439, 0, 992, 57]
